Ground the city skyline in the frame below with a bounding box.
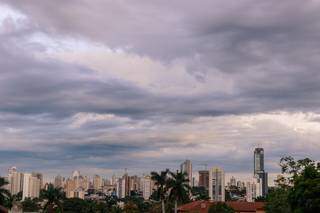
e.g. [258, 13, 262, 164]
[1, 148, 274, 188]
[2, 148, 269, 202]
[1, 0, 320, 178]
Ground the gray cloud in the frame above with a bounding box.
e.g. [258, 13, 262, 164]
[0, 0, 320, 178]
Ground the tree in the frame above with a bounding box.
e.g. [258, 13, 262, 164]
[151, 169, 169, 213]
[208, 202, 235, 213]
[22, 198, 40, 212]
[191, 186, 209, 201]
[105, 194, 119, 210]
[3, 191, 22, 210]
[40, 183, 65, 213]
[123, 194, 151, 213]
[265, 156, 320, 213]
[265, 188, 291, 213]
[123, 201, 139, 213]
[62, 198, 89, 213]
[167, 170, 191, 213]
[0, 177, 10, 207]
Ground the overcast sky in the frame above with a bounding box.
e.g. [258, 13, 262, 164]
[0, 0, 320, 181]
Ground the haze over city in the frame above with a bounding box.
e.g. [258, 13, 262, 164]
[0, 0, 320, 182]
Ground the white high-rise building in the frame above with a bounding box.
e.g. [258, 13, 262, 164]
[116, 177, 127, 198]
[209, 167, 225, 201]
[246, 181, 257, 202]
[8, 167, 23, 195]
[141, 175, 152, 200]
[180, 160, 192, 186]
[22, 173, 41, 200]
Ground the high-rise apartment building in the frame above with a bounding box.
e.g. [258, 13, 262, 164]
[93, 175, 102, 191]
[140, 175, 153, 200]
[8, 167, 23, 195]
[180, 160, 192, 186]
[253, 147, 268, 197]
[22, 173, 41, 200]
[129, 175, 140, 192]
[198, 170, 209, 190]
[209, 167, 225, 201]
[246, 181, 257, 202]
[54, 175, 63, 188]
[32, 172, 43, 189]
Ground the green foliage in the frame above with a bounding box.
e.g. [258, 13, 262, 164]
[41, 183, 65, 213]
[105, 194, 119, 210]
[151, 169, 170, 213]
[265, 188, 291, 213]
[3, 191, 22, 209]
[191, 186, 209, 201]
[0, 177, 10, 206]
[151, 169, 169, 201]
[62, 198, 91, 213]
[22, 197, 40, 212]
[208, 202, 235, 213]
[122, 195, 151, 213]
[149, 190, 160, 201]
[167, 170, 191, 204]
[265, 156, 320, 213]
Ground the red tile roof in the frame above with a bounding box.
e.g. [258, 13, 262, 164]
[178, 200, 265, 213]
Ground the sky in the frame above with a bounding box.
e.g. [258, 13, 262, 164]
[0, 0, 320, 182]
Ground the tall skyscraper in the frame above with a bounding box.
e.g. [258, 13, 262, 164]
[253, 147, 268, 197]
[209, 167, 225, 201]
[254, 148, 264, 175]
[198, 170, 209, 190]
[180, 160, 192, 186]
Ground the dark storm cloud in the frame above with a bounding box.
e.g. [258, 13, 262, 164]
[1, 0, 320, 177]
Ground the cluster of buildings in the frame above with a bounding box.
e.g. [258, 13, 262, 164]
[2, 147, 269, 203]
[53, 170, 155, 200]
[5, 167, 43, 200]
[180, 148, 268, 202]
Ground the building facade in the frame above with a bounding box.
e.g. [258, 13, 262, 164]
[209, 167, 225, 201]
[198, 170, 209, 190]
[180, 160, 193, 186]
[253, 148, 268, 197]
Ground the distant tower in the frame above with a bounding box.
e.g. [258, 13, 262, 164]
[209, 167, 225, 201]
[253, 147, 268, 197]
[198, 170, 209, 190]
[180, 160, 192, 186]
[72, 170, 80, 178]
[254, 148, 264, 175]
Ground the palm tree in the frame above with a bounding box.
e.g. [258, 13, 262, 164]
[0, 177, 10, 210]
[151, 169, 169, 213]
[166, 170, 191, 213]
[40, 183, 65, 213]
[4, 191, 22, 210]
